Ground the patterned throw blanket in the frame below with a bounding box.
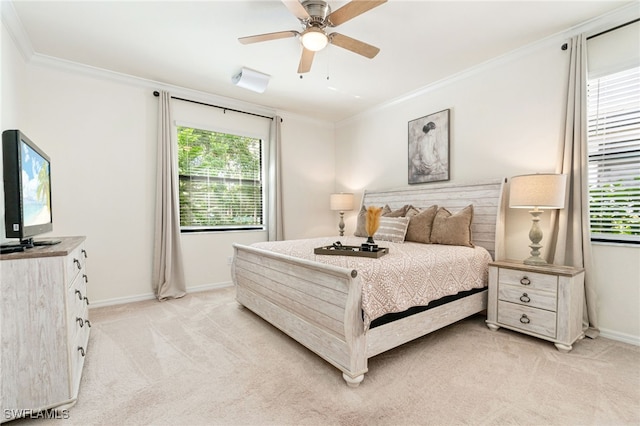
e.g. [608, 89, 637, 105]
[251, 236, 492, 329]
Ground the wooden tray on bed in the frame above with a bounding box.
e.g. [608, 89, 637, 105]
[314, 245, 388, 258]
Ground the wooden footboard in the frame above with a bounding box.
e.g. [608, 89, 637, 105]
[232, 244, 368, 386]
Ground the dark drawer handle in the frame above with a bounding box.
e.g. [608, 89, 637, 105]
[520, 314, 531, 324]
[83, 274, 88, 283]
[76, 317, 84, 327]
[520, 293, 531, 303]
[85, 319, 91, 328]
[84, 296, 90, 305]
[82, 249, 88, 259]
[74, 258, 81, 270]
[77, 346, 85, 357]
[520, 277, 531, 286]
[75, 289, 83, 300]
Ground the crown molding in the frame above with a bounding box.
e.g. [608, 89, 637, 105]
[2, 1, 276, 119]
[1, 0, 34, 61]
[336, 1, 640, 128]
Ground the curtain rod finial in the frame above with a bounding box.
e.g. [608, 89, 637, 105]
[153, 91, 160, 97]
[561, 43, 568, 51]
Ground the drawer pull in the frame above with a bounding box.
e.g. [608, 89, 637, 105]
[75, 290, 83, 300]
[85, 319, 91, 328]
[74, 258, 81, 270]
[82, 249, 88, 259]
[519, 314, 531, 324]
[77, 346, 85, 357]
[520, 276, 531, 286]
[76, 317, 84, 327]
[83, 274, 88, 283]
[84, 296, 90, 305]
[519, 293, 531, 303]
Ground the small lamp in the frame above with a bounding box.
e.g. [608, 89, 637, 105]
[330, 193, 354, 236]
[509, 173, 567, 266]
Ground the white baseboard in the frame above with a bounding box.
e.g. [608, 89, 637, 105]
[88, 281, 234, 309]
[599, 327, 640, 346]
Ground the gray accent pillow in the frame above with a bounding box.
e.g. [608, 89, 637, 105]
[405, 205, 438, 244]
[374, 217, 411, 243]
[384, 204, 409, 217]
[430, 205, 475, 247]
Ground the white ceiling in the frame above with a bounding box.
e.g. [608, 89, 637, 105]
[7, 0, 633, 122]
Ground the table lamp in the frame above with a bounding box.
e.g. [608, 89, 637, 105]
[509, 173, 567, 265]
[330, 193, 354, 236]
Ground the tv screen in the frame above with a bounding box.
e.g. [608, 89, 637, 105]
[2, 129, 56, 246]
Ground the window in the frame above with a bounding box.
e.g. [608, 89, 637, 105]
[587, 65, 640, 243]
[177, 126, 264, 231]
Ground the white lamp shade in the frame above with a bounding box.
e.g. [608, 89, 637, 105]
[330, 193, 354, 211]
[509, 173, 567, 209]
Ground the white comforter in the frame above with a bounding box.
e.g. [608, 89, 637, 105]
[251, 236, 492, 329]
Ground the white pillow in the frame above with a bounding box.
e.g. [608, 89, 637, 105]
[373, 217, 410, 243]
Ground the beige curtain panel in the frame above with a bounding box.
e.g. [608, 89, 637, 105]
[549, 34, 599, 337]
[268, 115, 284, 241]
[152, 91, 187, 301]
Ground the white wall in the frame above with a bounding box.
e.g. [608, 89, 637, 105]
[0, 21, 28, 241]
[334, 19, 640, 343]
[1, 25, 337, 304]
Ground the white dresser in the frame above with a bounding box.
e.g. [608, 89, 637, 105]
[1, 237, 90, 422]
[486, 260, 585, 352]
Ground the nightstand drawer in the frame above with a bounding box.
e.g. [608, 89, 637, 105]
[497, 301, 556, 339]
[498, 284, 557, 312]
[499, 268, 557, 293]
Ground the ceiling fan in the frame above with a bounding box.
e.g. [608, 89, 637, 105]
[238, 0, 387, 74]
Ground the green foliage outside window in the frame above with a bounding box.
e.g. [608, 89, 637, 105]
[177, 126, 263, 229]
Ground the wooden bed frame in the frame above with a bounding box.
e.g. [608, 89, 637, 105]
[232, 179, 507, 387]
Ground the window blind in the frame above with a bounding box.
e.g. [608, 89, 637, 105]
[177, 126, 264, 230]
[587, 66, 640, 242]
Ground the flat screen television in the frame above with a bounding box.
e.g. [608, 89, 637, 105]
[2, 129, 59, 247]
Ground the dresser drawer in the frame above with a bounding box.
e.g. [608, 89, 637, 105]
[66, 244, 86, 286]
[498, 284, 557, 312]
[498, 268, 557, 293]
[497, 301, 556, 339]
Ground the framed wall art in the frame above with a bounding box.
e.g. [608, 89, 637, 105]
[408, 109, 450, 184]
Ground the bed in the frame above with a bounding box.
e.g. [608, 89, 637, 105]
[231, 179, 507, 387]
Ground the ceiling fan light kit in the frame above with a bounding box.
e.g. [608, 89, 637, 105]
[232, 67, 271, 93]
[301, 27, 328, 51]
[239, 0, 387, 74]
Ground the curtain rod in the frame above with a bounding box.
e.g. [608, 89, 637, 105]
[587, 18, 639, 40]
[153, 91, 281, 122]
[561, 18, 639, 50]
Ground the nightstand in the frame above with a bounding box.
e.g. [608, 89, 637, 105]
[486, 260, 585, 352]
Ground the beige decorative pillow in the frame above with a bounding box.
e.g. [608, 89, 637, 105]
[354, 204, 391, 237]
[374, 217, 410, 243]
[430, 205, 474, 247]
[405, 205, 438, 244]
[404, 205, 420, 218]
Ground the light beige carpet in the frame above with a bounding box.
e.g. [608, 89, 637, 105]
[15, 287, 640, 425]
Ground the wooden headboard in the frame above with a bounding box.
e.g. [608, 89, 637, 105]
[361, 178, 507, 259]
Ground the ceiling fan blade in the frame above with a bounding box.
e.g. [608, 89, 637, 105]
[239, 30, 299, 45]
[329, 33, 380, 59]
[282, 0, 310, 21]
[298, 48, 315, 73]
[327, 0, 387, 27]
